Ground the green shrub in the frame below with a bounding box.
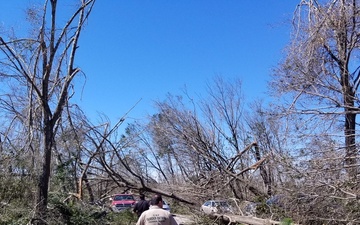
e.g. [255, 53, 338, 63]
[281, 218, 293, 225]
[106, 210, 138, 225]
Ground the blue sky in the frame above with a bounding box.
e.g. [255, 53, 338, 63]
[1, 1, 299, 125]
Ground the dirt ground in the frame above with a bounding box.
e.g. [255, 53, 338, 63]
[173, 214, 195, 225]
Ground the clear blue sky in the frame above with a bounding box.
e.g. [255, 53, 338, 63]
[1, 1, 299, 125]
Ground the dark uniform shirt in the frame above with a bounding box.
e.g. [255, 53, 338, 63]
[134, 199, 150, 216]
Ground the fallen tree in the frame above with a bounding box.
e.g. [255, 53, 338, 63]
[206, 213, 294, 225]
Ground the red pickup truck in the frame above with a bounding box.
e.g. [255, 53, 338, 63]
[110, 194, 136, 211]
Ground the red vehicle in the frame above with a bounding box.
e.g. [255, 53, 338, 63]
[110, 194, 136, 211]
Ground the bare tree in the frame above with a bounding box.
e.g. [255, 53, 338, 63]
[271, 0, 360, 178]
[0, 0, 95, 223]
[145, 77, 270, 202]
[268, 1, 360, 223]
[65, 77, 271, 209]
[245, 101, 285, 196]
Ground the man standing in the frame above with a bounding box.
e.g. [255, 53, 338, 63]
[136, 194, 178, 225]
[133, 194, 150, 217]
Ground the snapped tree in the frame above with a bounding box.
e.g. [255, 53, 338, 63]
[0, 0, 96, 223]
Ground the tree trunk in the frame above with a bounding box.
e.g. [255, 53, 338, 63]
[34, 123, 54, 224]
[254, 144, 272, 196]
[344, 110, 357, 178]
[339, 5, 358, 178]
[33, 121, 53, 225]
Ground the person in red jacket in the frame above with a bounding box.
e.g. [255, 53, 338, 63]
[136, 194, 178, 225]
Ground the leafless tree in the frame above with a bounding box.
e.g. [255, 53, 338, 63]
[245, 101, 286, 196]
[144, 77, 271, 203]
[271, 0, 360, 178]
[66, 77, 272, 209]
[0, 0, 95, 223]
[269, 0, 360, 223]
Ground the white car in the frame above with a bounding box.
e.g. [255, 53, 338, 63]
[200, 200, 232, 214]
[162, 200, 171, 213]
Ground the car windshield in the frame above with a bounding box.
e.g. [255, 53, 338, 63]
[114, 195, 134, 201]
[215, 201, 229, 207]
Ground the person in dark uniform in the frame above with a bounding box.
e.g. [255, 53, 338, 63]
[133, 194, 150, 217]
